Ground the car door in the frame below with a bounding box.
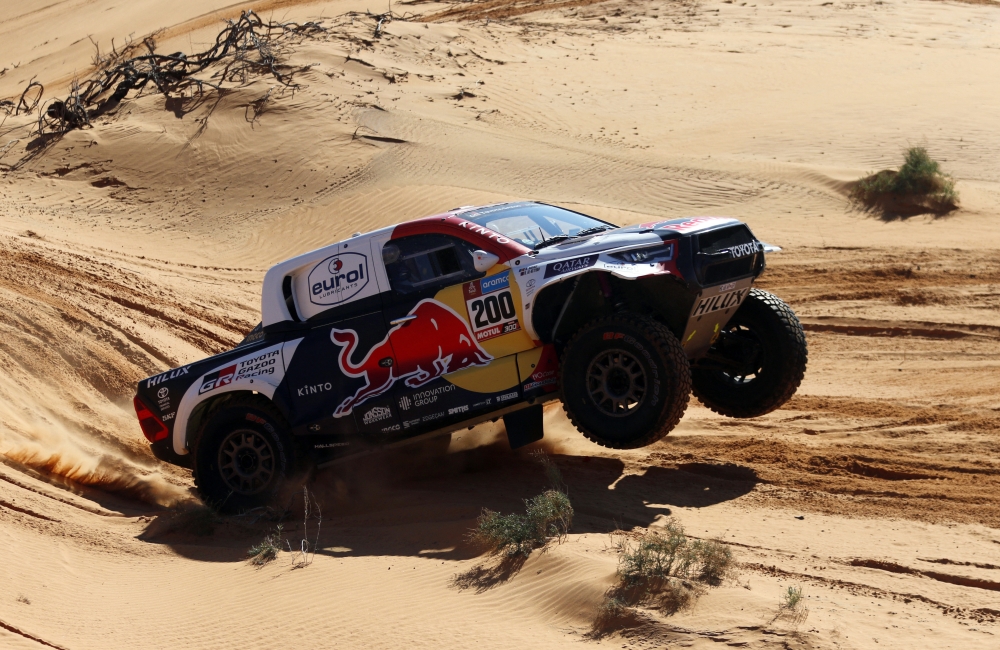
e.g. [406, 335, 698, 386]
[279, 239, 402, 446]
[376, 233, 535, 432]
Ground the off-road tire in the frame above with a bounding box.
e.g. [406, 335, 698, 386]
[193, 396, 297, 514]
[692, 289, 807, 418]
[560, 314, 691, 449]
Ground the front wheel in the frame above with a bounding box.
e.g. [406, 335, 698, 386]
[560, 314, 691, 449]
[193, 397, 297, 513]
[692, 288, 807, 418]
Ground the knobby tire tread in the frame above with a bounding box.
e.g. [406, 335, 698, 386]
[191, 394, 294, 497]
[560, 313, 691, 449]
[693, 288, 807, 418]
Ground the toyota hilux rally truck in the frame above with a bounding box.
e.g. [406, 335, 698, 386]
[134, 202, 807, 511]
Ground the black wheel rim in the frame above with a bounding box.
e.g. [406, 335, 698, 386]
[720, 323, 765, 384]
[585, 348, 647, 416]
[218, 428, 276, 495]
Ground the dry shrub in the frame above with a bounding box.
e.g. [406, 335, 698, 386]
[471, 489, 573, 556]
[771, 584, 809, 626]
[852, 147, 958, 217]
[247, 524, 283, 567]
[470, 451, 573, 556]
[600, 520, 736, 620]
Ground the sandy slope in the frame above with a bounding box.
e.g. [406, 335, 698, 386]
[1, 0, 999, 648]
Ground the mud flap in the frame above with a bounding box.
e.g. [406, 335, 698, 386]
[503, 404, 544, 449]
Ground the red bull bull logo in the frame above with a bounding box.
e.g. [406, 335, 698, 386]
[329, 300, 493, 417]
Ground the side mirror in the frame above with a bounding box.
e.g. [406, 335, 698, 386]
[472, 250, 500, 273]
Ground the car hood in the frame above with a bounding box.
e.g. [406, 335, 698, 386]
[523, 216, 740, 263]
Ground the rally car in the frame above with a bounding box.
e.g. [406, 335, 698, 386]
[133, 202, 807, 511]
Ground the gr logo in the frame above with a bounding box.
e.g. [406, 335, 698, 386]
[308, 252, 369, 306]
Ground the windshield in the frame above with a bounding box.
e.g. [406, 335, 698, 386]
[462, 203, 616, 249]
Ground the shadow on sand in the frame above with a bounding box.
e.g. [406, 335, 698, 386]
[137, 438, 759, 564]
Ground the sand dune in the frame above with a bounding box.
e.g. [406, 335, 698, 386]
[1, 0, 999, 648]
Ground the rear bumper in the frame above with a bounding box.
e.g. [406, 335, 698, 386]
[150, 437, 192, 469]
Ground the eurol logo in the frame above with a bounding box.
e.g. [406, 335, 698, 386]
[308, 252, 369, 306]
[544, 255, 598, 278]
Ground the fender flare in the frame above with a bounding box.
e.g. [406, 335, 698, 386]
[171, 339, 302, 455]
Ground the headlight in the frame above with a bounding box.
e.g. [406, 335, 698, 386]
[609, 242, 674, 264]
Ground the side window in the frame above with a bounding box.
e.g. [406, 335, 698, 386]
[382, 234, 482, 295]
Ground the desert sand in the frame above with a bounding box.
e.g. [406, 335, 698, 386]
[1, 0, 999, 648]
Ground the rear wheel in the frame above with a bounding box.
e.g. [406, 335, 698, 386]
[193, 397, 297, 513]
[692, 289, 807, 418]
[560, 314, 691, 449]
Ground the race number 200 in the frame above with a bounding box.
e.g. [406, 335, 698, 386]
[466, 290, 520, 341]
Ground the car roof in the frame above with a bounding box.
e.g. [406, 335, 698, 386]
[260, 203, 533, 327]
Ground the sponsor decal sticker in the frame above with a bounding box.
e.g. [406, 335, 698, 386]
[330, 300, 493, 417]
[362, 406, 393, 425]
[692, 288, 748, 317]
[399, 395, 412, 411]
[413, 384, 455, 407]
[657, 217, 729, 233]
[402, 418, 421, 429]
[464, 273, 521, 342]
[298, 382, 334, 397]
[524, 378, 558, 391]
[314, 442, 351, 449]
[497, 391, 519, 403]
[518, 265, 540, 276]
[543, 255, 598, 279]
[308, 252, 369, 306]
[476, 272, 510, 295]
[448, 405, 469, 415]
[200, 350, 281, 395]
[729, 241, 760, 258]
[161, 412, 175, 421]
[145, 366, 190, 388]
[240, 329, 265, 346]
[199, 364, 237, 395]
[456, 220, 512, 245]
[156, 386, 171, 412]
[381, 424, 402, 433]
[421, 412, 446, 423]
[718, 282, 736, 292]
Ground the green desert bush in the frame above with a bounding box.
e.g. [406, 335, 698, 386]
[614, 520, 734, 587]
[601, 520, 736, 617]
[852, 147, 958, 216]
[247, 525, 283, 567]
[771, 584, 809, 626]
[781, 585, 805, 611]
[472, 489, 574, 556]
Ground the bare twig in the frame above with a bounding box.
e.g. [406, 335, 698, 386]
[288, 486, 322, 568]
[21, 11, 327, 135]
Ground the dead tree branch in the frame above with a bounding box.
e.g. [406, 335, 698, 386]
[20, 11, 327, 134]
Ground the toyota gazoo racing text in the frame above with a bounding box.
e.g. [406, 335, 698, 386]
[133, 202, 807, 511]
